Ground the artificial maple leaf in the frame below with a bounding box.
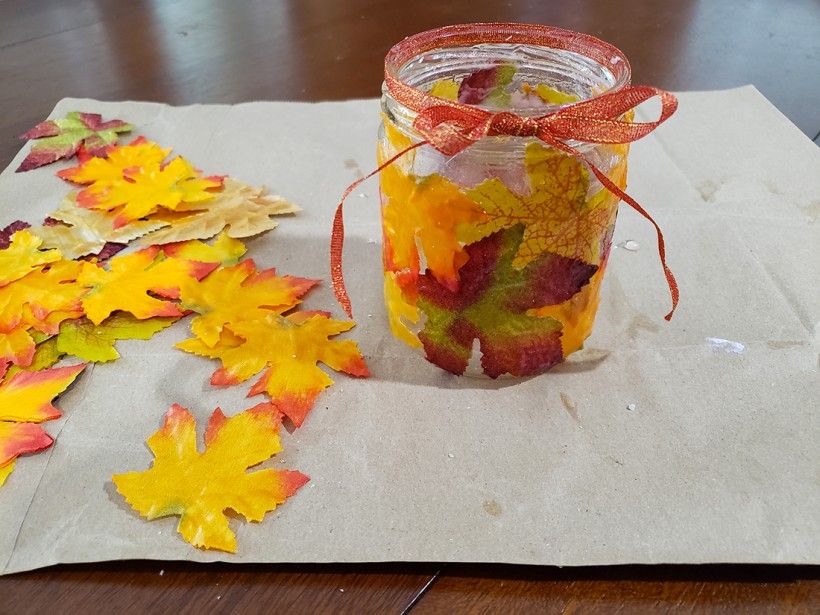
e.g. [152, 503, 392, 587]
[137, 178, 299, 245]
[383, 271, 421, 349]
[0, 259, 85, 330]
[0, 363, 85, 486]
[42, 193, 168, 256]
[0, 221, 31, 249]
[0, 326, 37, 368]
[0, 260, 85, 369]
[177, 312, 369, 427]
[179, 259, 318, 347]
[57, 314, 178, 363]
[17, 111, 132, 172]
[523, 83, 580, 105]
[157, 232, 247, 265]
[86, 242, 127, 263]
[112, 402, 309, 552]
[57, 137, 171, 186]
[0, 363, 86, 423]
[78, 247, 216, 325]
[0, 422, 53, 466]
[381, 166, 488, 290]
[0, 460, 14, 487]
[458, 64, 516, 106]
[467, 142, 615, 268]
[429, 79, 459, 100]
[416, 226, 597, 377]
[5, 337, 63, 378]
[30, 223, 107, 260]
[78, 157, 222, 227]
[0, 230, 62, 287]
[529, 265, 606, 356]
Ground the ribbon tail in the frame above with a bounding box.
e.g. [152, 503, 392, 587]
[591, 164, 678, 320]
[549, 140, 679, 320]
[330, 140, 428, 318]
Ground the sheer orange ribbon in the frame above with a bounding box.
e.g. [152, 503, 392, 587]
[331, 29, 679, 321]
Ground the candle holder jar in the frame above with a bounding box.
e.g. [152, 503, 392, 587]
[378, 23, 633, 378]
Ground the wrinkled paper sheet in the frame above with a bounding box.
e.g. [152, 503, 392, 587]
[0, 87, 818, 574]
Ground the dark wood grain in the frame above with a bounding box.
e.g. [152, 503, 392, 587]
[3, 561, 440, 614]
[415, 565, 820, 614]
[1, 0, 818, 612]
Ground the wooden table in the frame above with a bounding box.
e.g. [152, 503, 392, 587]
[1, 1, 818, 611]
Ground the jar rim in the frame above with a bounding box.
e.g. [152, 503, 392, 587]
[384, 22, 632, 107]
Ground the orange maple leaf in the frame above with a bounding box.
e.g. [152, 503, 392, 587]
[58, 137, 171, 187]
[0, 363, 86, 480]
[70, 139, 222, 227]
[179, 259, 318, 347]
[381, 166, 488, 290]
[0, 230, 61, 288]
[176, 312, 369, 427]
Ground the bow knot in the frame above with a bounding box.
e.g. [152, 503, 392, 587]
[489, 112, 540, 138]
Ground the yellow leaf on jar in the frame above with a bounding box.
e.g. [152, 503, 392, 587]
[467, 143, 618, 268]
[381, 167, 487, 289]
[384, 271, 421, 348]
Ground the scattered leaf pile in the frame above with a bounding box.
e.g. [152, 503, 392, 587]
[3, 114, 369, 552]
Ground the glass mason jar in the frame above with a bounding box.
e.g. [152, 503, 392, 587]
[378, 23, 631, 378]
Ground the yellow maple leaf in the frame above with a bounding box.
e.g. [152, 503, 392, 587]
[430, 79, 459, 100]
[112, 402, 309, 552]
[467, 143, 617, 268]
[523, 82, 580, 105]
[58, 138, 171, 186]
[381, 166, 487, 289]
[0, 460, 14, 487]
[0, 259, 84, 333]
[78, 157, 221, 227]
[0, 363, 86, 423]
[0, 260, 85, 368]
[79, 247, 216, 325]
[179, 259, 318, 347]
[0, 363, 86, 485]
[0, 326, 37, 368]
[176, 312, 369, 427]
[137, 178, 299, 245]
[0, 231, 61, 288]
[157, 232, 247, 265]
[383, 271, 421, 348]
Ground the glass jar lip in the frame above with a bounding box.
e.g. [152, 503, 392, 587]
[384, 22, 632, 106]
